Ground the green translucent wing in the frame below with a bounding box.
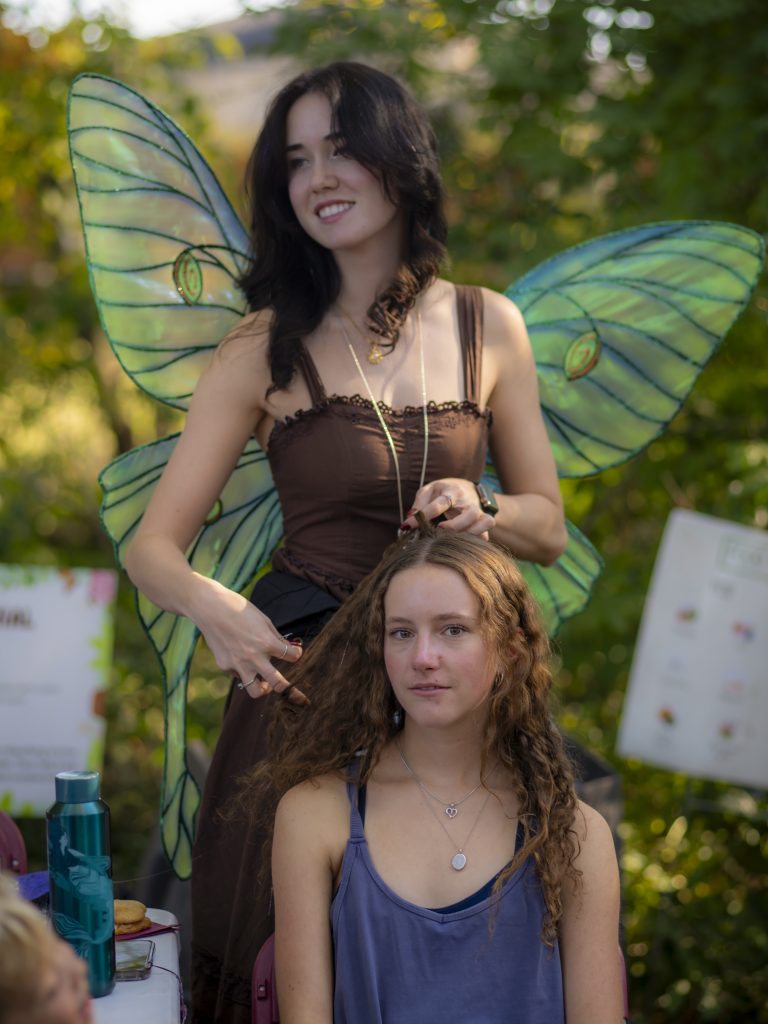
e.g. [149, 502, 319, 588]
[68, 74, 271, 875]
[508, 222, 765, 478]
[99, 436, 283, 877]
[480, 466, 602, 634]
[67, 73, 249, 409]
[519, 522, 602, 637]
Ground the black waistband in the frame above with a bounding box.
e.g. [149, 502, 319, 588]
[250, 569, 340, 631]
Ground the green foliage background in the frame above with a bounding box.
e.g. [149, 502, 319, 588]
[1, 1, 766, 1020]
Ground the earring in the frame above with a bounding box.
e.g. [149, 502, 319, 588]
[392, 707, 403, 729]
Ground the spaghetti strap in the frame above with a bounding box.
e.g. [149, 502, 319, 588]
[345, 762, 365, 841]
[455, 284, 484, 405]
[296, 342, 327, 405]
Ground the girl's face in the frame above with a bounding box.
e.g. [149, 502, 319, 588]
[285, 91, 404, 258]
[383, 564, 498, 730]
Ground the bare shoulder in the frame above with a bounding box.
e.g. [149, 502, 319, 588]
[278, 772, 348, 814]
[276, 773, 350, 849]
[213, 309, 272, 368]
[192, 309, 272, 409]
[569, 801, 619, 879]
[477, 286, 529, 352]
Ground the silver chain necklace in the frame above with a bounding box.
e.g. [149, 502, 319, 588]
[339, 309, 428, 527]
[395, 742, 492, 870]
[418, 777, 491, 871]
[396, 742, 485, 819]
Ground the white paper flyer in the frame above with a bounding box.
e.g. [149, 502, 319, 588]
[617, 509, 768, 788]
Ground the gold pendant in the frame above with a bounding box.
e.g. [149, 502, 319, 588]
[367, 341, 384, 365]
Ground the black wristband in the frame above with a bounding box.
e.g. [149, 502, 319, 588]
[474, 482, 499, 517]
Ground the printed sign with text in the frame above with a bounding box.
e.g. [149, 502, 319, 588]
[0, 565, 117, 814]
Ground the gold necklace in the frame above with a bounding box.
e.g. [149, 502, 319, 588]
[338, 310, 429, 527]
[336, 303, 386, 364]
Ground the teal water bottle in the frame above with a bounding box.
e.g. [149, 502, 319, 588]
[47, 770, 116, 997]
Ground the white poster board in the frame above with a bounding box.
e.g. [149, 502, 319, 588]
[0, 565, 117, 815]
[617, 509, 768, 788]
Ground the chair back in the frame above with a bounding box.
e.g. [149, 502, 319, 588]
[252, 933, 279, 1023]
[0, 811, 27, 874]
[619, 945, 630, 1020]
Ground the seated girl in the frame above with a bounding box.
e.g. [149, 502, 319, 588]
[256, 522, 623, 1023]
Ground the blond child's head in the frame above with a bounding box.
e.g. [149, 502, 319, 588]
[0, 874, 93, 1024]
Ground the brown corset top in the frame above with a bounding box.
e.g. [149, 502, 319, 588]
[266, 286, 492, 599]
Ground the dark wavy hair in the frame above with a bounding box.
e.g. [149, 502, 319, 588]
[242, 520, 580, 945]
[237, 62, 447, 390]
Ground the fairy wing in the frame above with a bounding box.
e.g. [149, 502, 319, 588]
[480, 465, 602, 636]
[507, 221, 765, 478]
[68, 74, 281, 876]
[488, 221, 763, 629]
[99, 436, 283, 877]
[517, 523, 602, 637]
[67, 73, 250, 408]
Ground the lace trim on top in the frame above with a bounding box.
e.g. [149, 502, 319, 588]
[269, 395, 491, 448]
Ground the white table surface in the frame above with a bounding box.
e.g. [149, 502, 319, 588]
[93, 910, 183, 1024]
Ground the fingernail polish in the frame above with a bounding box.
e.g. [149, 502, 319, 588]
[399, 523, 412, 532]
[290, 638, 303, 647]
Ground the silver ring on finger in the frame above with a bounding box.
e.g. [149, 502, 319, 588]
[280, 638, 289, 659]
[237, 673, 262, 691]
[443, 493, 454, 509]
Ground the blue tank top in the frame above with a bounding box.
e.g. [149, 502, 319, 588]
[330, 781, 565, 1024]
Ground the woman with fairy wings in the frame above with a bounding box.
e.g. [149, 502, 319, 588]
[123, 63, 566, 1022]
[67, 58, 763, 1024]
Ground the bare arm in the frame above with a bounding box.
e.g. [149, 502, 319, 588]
[123, 321, 303, 696]
[272, 780, 346, 1024]
[405, 289, 567, 565]
[560, 802, 624, 1024]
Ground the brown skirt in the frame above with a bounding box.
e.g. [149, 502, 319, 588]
[190, 574, 338, 1024]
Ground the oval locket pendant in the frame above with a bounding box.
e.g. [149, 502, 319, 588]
[451, 852, 467, 871]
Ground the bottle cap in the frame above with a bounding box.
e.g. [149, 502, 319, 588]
[54, 770, 101, 803]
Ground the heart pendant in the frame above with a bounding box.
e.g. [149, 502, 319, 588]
[445, 805, 458, 819]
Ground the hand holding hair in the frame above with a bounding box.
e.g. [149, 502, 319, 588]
[403, 477, 496, 538]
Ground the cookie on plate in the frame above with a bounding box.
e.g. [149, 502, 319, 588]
[114, 898, 152, 934]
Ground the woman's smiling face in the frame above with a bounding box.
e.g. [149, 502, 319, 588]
[383, 564, 498, 730]
[285, 91, 404, 258]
